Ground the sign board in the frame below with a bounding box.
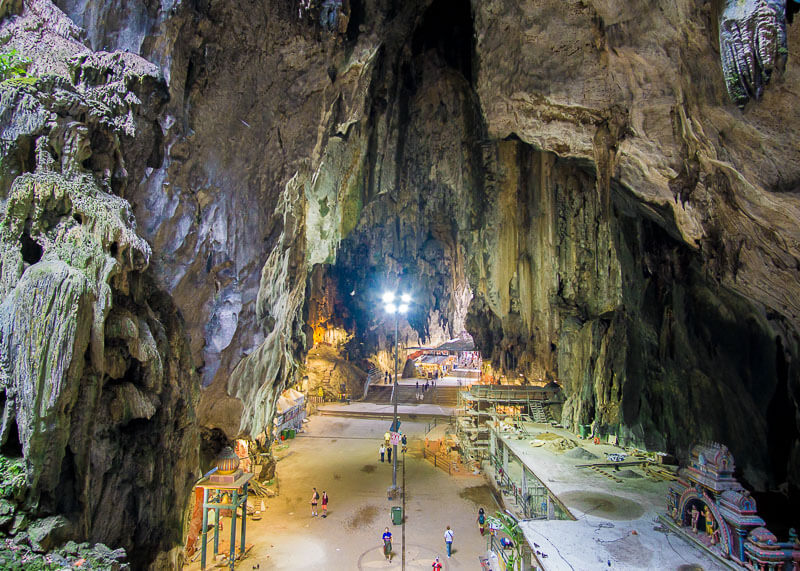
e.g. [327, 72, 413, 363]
[486, 516, 502, 532]
[389, 431, 401, 446]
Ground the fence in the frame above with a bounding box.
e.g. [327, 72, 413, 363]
[425, 415, 455, 433]
[422, 447, 454, 475]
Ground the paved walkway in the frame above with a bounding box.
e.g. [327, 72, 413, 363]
[318, 402, 455, 417]
[186, 416, 497, 570]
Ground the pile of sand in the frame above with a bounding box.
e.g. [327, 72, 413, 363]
[564, 446, 598, 460]
[530, 432, 578, 453]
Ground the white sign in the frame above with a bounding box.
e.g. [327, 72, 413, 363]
[390, 432, 401, 446]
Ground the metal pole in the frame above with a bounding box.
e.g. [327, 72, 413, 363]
[392, 312, 399, 490]
[229, 490, 238, 571]
[240, 483, 247, 556]
[200, 487, 209, 571]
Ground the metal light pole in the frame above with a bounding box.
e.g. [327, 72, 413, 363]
[383, 291, 410, 493]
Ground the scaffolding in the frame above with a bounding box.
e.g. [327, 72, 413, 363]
[455, 385, 562, 466]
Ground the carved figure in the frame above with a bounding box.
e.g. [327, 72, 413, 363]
[703, 505, 715, 537]
[691, 505, 700, 533]
[719, 0, 787, 106]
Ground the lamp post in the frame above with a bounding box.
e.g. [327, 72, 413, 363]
[383, 290, 410, 493]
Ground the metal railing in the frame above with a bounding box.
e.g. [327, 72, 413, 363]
[422, 447, 454, 475]
[467, 385, 555, 402]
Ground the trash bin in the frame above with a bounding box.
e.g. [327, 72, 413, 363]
[287, 429, 296, 439]
[579, 424, 590, 438]
[391, 506, 403, 525]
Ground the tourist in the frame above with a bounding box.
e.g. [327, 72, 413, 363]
[380, 444, 385, 462]
[444, 525, 454, 557]
[477, 507, 486, 535]
[310, 487, 319, 517]
[382, 527, 392, 562]
[432, 556, 442, 570]
[321, 491, 328, 518]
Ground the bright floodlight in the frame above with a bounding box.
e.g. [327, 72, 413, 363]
[398, 303, 409, 313]
[385, 303, 397, 314]
[401, 293, 411, 303]
[382, 291, 395, 304]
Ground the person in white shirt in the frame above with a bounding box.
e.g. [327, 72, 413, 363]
[444, 526, 454, 557]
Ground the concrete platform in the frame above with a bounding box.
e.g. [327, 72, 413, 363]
[494, 424, 726, 570]
[318, 402, 455, 419]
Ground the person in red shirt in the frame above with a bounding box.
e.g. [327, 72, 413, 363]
[321, 491, 328, 517]
[432, 556, 442, 570]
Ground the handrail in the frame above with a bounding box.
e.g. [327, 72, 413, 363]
[422, 447, 453, 475]
[360, 367, 381, 401]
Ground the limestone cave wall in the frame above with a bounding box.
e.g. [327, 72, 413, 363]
[1, 0, 800, 564]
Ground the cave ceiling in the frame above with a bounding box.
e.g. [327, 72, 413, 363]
[0, 0, 799, 562]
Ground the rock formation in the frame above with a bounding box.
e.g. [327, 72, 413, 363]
[0, 0, 799, 564]
[0, 2, 197, 568]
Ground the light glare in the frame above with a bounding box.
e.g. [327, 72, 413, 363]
[398, 304, 409, 313]
[382, 291, 395, 304]
[385, 303, 397, 314]
[401, 293, 411, 303]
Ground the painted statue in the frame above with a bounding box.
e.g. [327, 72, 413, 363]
[691, 505, 700, 534]
[703, 505, 715, 537]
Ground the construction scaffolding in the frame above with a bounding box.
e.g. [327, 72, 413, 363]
[455, 385, 562, 466]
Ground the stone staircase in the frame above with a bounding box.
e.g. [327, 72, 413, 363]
[359, 385, 459, 407]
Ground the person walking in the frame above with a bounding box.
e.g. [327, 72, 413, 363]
[380, 444, 386, 463]
[321, 491, 328, 518]
[382, 527, 393, 562]
[431, 556, 442, 570]
[401, 433, 408, 454]
[477, 507, 486, 535]
[444, 525, 454, 557]
[310, 487, 319, 517]
[387, 444, 392, 463]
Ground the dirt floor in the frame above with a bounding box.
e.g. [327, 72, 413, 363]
[186, 415, 500, 570]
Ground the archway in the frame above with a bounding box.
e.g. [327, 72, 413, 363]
[677, 489, 731, 558]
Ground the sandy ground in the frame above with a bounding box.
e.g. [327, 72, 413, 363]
[187, 415, 500, 570]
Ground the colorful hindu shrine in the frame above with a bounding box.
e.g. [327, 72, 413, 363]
[666, 443, 800, 570]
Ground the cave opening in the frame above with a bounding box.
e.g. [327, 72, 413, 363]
[54, 447, 78, 515]
[0, 418, 22, 458]
[411, 0, 474, 85]
[345, 0, 364, 43]
[766, 337, 798, 485]
[20, 232, 43, 265]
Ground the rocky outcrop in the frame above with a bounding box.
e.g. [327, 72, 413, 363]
[0, 2, 198, 567]
[6, 0, 797, 543]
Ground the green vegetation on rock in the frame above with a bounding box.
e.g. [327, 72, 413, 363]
[0, 456, 24, 501]
[0, 49, 29, 83]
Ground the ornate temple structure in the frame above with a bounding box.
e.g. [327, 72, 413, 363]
[667, 443, 800, 570]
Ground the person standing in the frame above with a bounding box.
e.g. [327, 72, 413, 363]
[444, 525, 454, 557]
[310, 487, 319, 517]
[321, 491, 329, 518]
[431, 556, 442, 570]
[401, 434, 408, 454]
[387, 444, 392, 463]
[380, 444, 386, 462]
[382, 527, 393, 562]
